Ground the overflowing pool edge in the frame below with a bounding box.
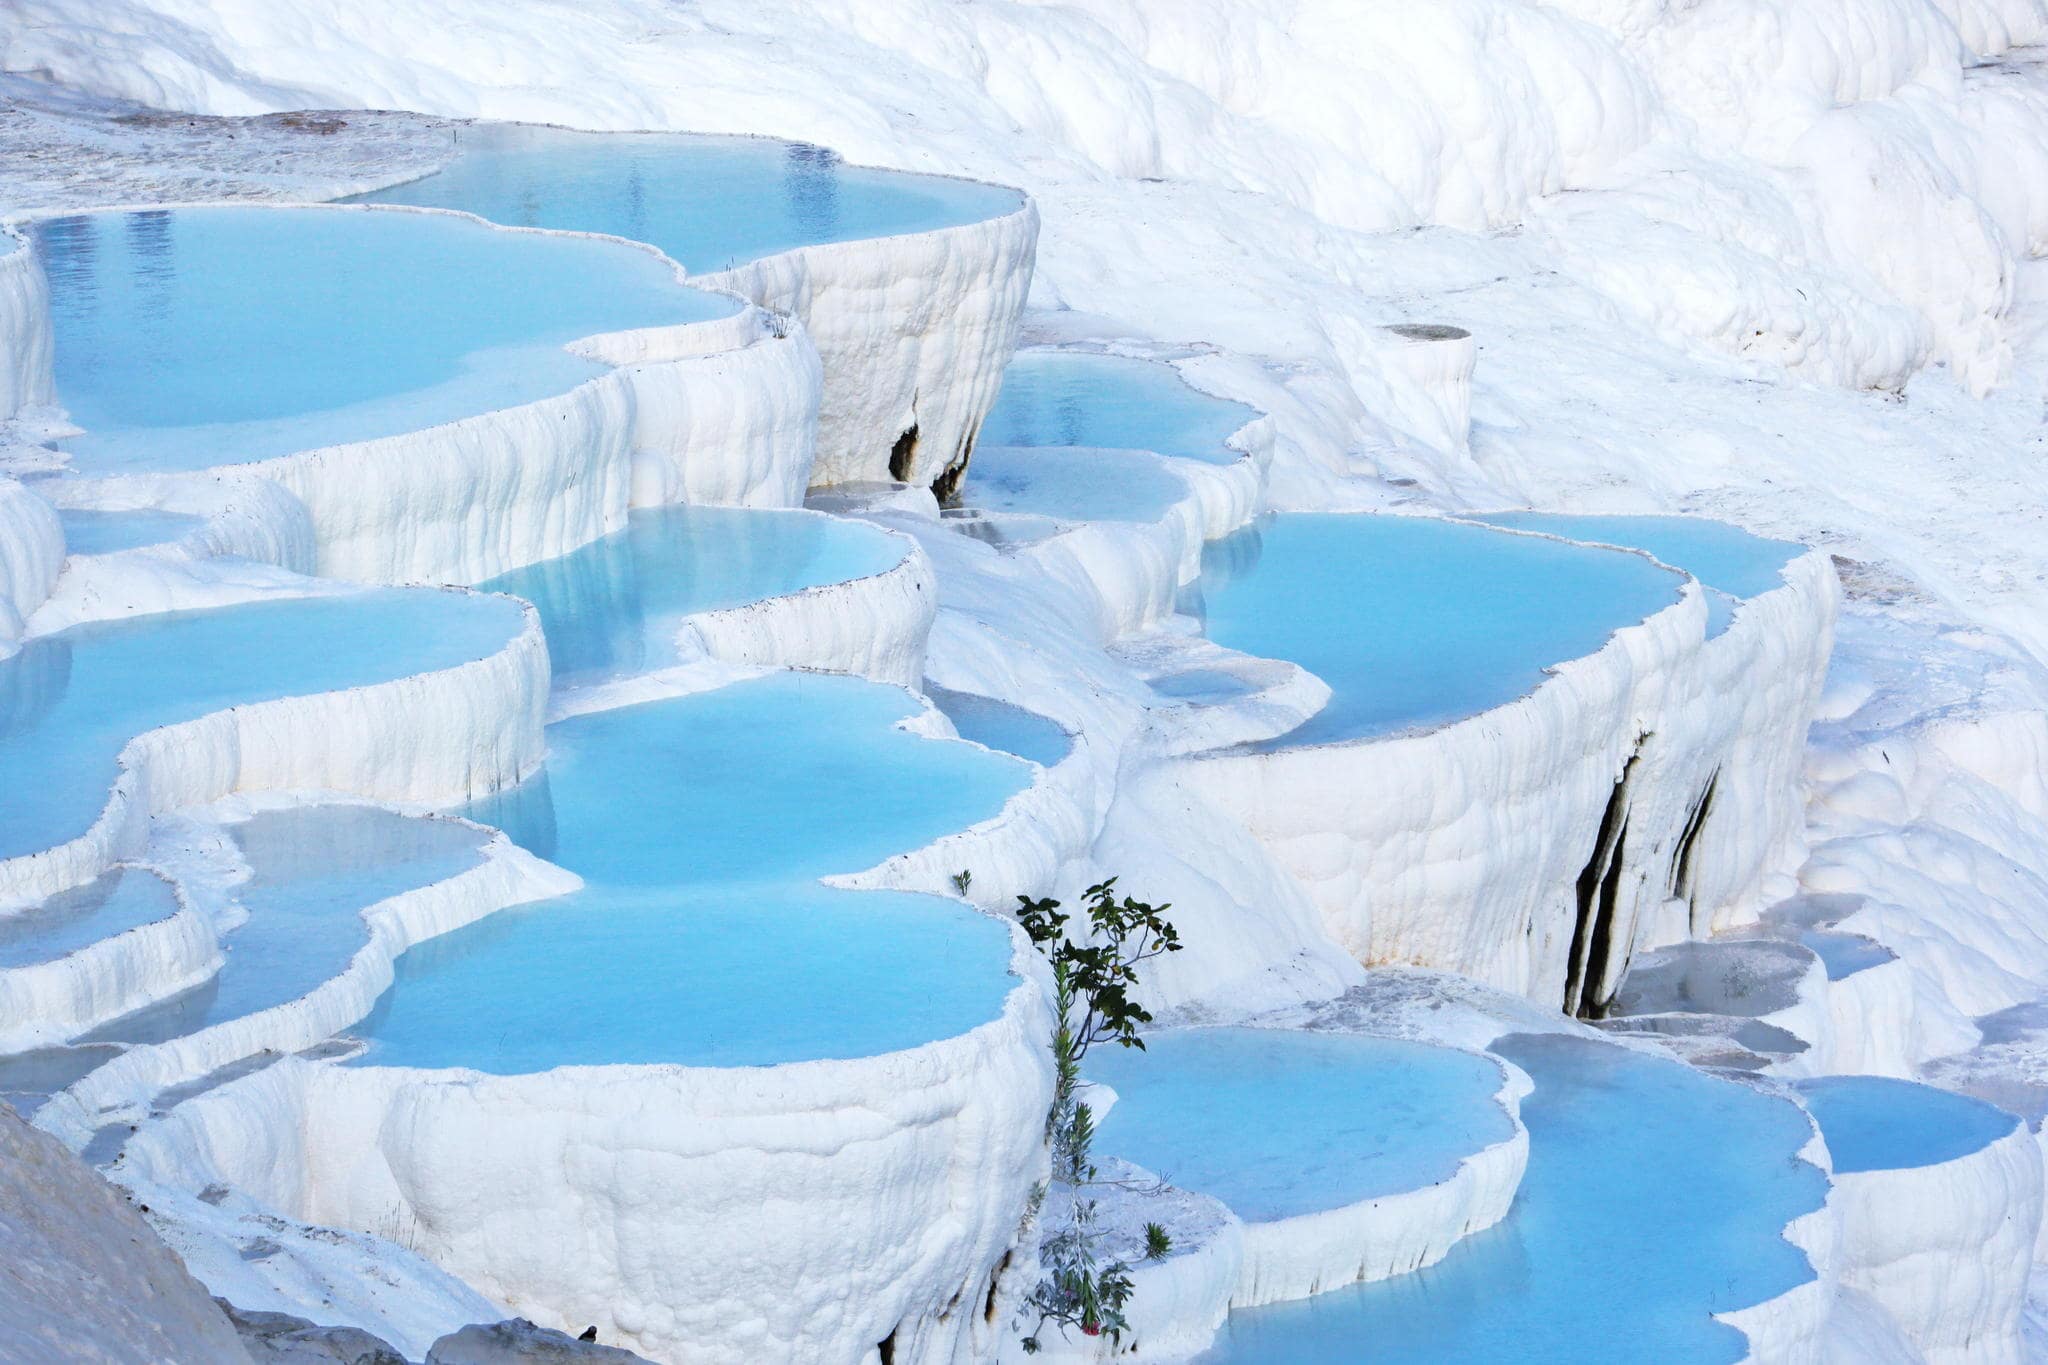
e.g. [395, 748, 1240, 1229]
[0, 224, 54, 422]
[1228, 1045, 1532, 1309]
[34, 822, 579, 1148]
[0, 592, 550, 909]
[116, 927, 1056, 1364]
[8, 202, 826, 589]
[1179, 529, 1839, 1012]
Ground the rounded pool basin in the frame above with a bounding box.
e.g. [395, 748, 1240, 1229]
[1188, 515, 1684, 748]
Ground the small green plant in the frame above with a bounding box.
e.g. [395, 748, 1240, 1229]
[1142, 1222, 1172, 1262]
[951, 868, 974, 897]
[1018, 879, 1181, 1353]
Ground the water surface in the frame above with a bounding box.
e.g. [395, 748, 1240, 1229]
[83, 805, 487, 1046]
[0, 590, 527, 864]
[1197, 1034, 1826, 1363]
[1475, 513, 1802, 638]
[1796, 1075, 2017, 1174]
[480, 505, 902, 688]
[350, 124, 1020, 273]
[0, 867, 180, 968]
[1188, 515, 1683, 747]
[57, 508, 203, 556]
[928, 685, 1071, 768]
[358, 674, 1030, 1072]
[982, 351, 1255, 466]
[35, 206, 731, 473]
[1088, 1029, 1514, 1222]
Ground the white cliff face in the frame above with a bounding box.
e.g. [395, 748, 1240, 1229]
[0, 227, 54, 422]
[0, 476, 60, 652]
[681, 523, 937, 689]
[1827, 1121, 2042, 1363]
[698, 198, 1038, 492]
[1182, 579, 1702, 1008]
[1181, 537, 1839, 1017]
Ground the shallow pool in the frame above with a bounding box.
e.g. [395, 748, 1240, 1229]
[357, 674, 1030, 1072]
[57, 508, 204, 556]
[83, 805, 487, 1047]
[980, 351, 1256, 467]
[1798, 930, 1896, 982]
[0, 590, 528, 865]
[1196, 1034, 1827, 1363]
[958, 444, 1186, 524]
[1474, 514, 1802, 637]
[349, 124, 1021, 273]
[1796, 1075, 2017, 1174]
[34, 206, 733, 474]
[1087, 1028, 1513, 1223]
[480, 505, 902, 689]
[928, 685, 1071, 768]
[1187, 515, 1683, 747]
[0, 866, 179, 969]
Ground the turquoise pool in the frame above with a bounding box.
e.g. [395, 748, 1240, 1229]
[1087, 1028, 1514, 1223]
[0, 590, 528, 866]
[1796, 1075, 2017, 1174]
[34, 206, 733, 474]
[349, 124, 1021, 273]
[1196, 1034, 1827, 1363]
[981, 351, 1256, 466]
[958, 444, 1187, 524]
[480, 505, 903, 689]
[928, 685, 1071, 768]
[1474, 513, 1802, 637]
[1188, 515, 1684, 747]
[0, 866, 179, 969]
[56, 508, 204, 556]
[356, 674, 1032, 1072]
[83, 805, 487, 1047]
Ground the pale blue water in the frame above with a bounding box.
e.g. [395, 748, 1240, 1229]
[1475, 513, 1803, 638]
[1148, 669, 1256, 704]
[981, 352, 1256, 466]
[57, 508, 204, 556]
[480, 506, 902, 688]
[1799, 930, 1896, 981]
[84, 805, 486, 1046]
[0, 590, 528, 864]
[34, 206, 733, 474]
[959, 444, 1186, 524]
[1188, 516, 1684, 747]
[0, 867, 179, 969]
[928, 685, 1071, 768]
[1796, 1076, 2018, 1174]
[357, 674, 1031, 1072]
[1197, 1034, 1827, 1364]
[349, 124, 1022, 273]
[1087, 1029, 1514, 1222]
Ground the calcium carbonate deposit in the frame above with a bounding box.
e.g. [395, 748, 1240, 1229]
[2, 2, 2047, 1361]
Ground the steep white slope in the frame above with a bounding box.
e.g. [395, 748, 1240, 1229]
[0, 1101, 252, 1364]
[0, 475, 59, 651]
[0, 226, 51, 421]
[697, 201, 1037, 490]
